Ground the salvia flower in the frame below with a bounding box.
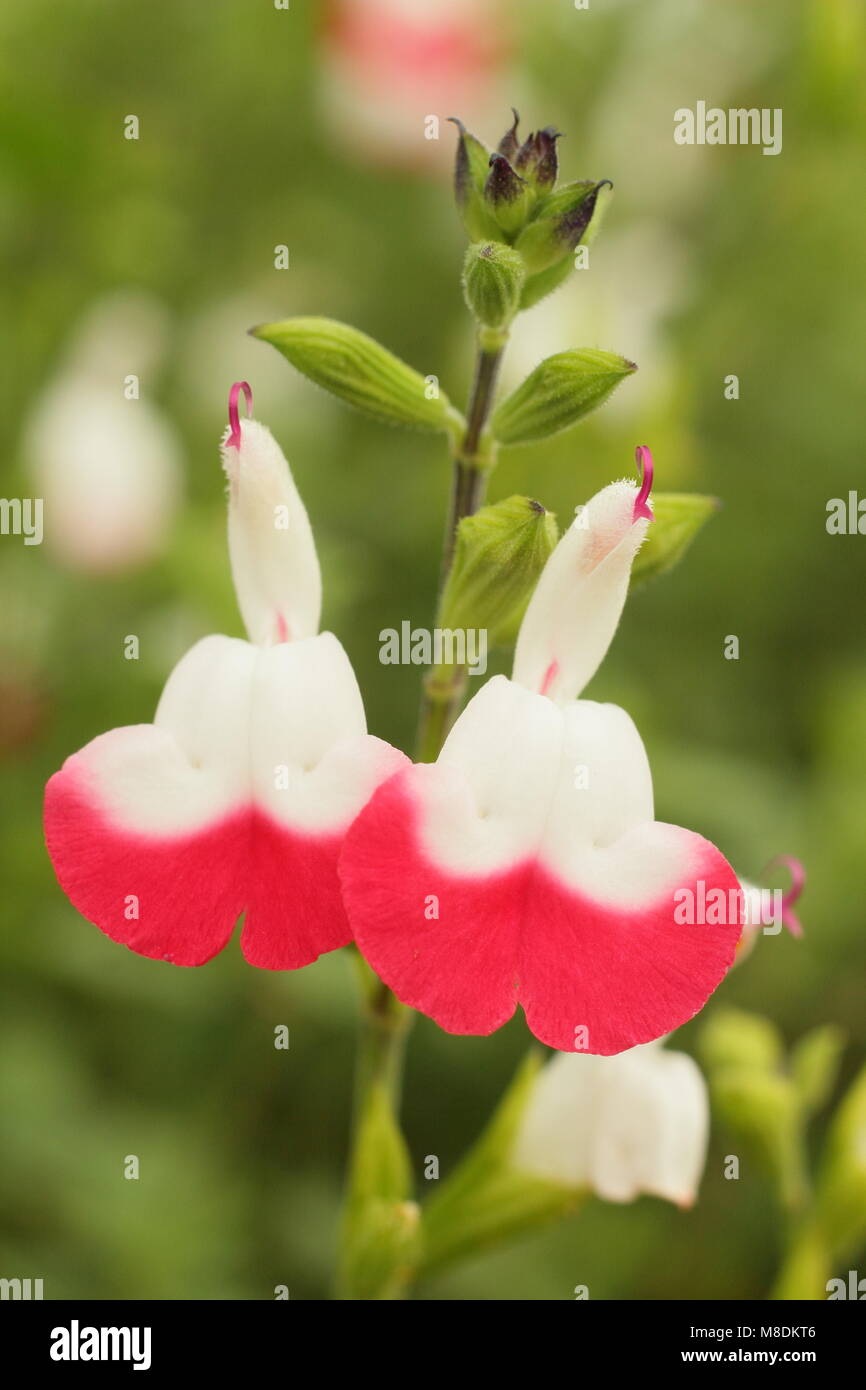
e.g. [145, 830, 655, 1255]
[44, 383, 405, 969]
[734, 856, 805, 963]
[340, 448, 743, 1054]
[512, 1038, 709, 1207]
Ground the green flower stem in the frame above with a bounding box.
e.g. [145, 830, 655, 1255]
[770, 1211, 830, 1300]
[442, 330, 508, 578]
[414, 669, 464, 764]
[350, 951, 411, 1105]
[415, 330, 508, 762]
[338, 326, 509, 1298]
[336, 952, 415, 1300]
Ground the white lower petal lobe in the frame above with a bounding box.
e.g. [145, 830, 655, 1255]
[222, 417, 322, 647]
[81, 635, 256, 837]
[513, 1041, 709, 1206]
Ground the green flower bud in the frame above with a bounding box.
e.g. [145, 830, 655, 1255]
[250, 317, 464, 437]
[519, 254, 575, 311]
[630, 493, 721, 588]
[337, 1076, 418, 1300]
[437, 496, 558, 652]
[491, 349, 636, 446]
[699, 1007, 785, 1075]
[484, 153, 535, 238]
[790, 1024, 846, 1115]
[815, 1061, 866, 1259]
[462, 241, 526, 330]
[515, 179, 613, 274]
[449, 117, 501, 241]
[710, 1066, 806, 1210]
[514, 125, 561, 192]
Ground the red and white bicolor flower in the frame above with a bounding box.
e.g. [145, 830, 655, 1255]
[44, 383, 405, 969]
[341, 448, 743, 1054]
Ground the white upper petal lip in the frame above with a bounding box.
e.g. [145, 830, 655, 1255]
[221, 417, 322, 647]
[513, 480, 649, 704]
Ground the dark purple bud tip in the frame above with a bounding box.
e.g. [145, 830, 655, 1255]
[485, 152, 526, 204]
[533, 127, 561, 188]
[498, 108, 521, 160]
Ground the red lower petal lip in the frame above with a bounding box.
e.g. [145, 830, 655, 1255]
[341, 769, 741, 1054]
[44, 767, 355, 969]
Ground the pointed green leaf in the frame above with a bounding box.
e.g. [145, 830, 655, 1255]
[815, 1059, 866, 1259]
[791, 1025, 846, 1114]
[251, 317, 464, 437]
[630, 492, 720, 588]
[492, 349, 636, 445]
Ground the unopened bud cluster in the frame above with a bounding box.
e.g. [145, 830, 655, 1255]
[451, 110, 613, 325]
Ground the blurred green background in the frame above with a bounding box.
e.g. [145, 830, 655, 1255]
[1, 0, 865, 1299]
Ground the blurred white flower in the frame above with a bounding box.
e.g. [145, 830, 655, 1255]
[500, 220, 694, 427]
[24, 291, 182, 574]
[589, 0, 777, 212]
[512, 1038, 709, 1207]
[319, 0, 511, 169]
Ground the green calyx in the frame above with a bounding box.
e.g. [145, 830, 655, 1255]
[462, 241, 526, 330]
[449, 113, 612, 312]
[436, 495, 558, 655]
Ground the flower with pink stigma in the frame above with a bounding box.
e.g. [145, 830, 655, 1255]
[340, 447, 743, 1055]
[734, 855, 806, 964]
[44, 384, 405, 969]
